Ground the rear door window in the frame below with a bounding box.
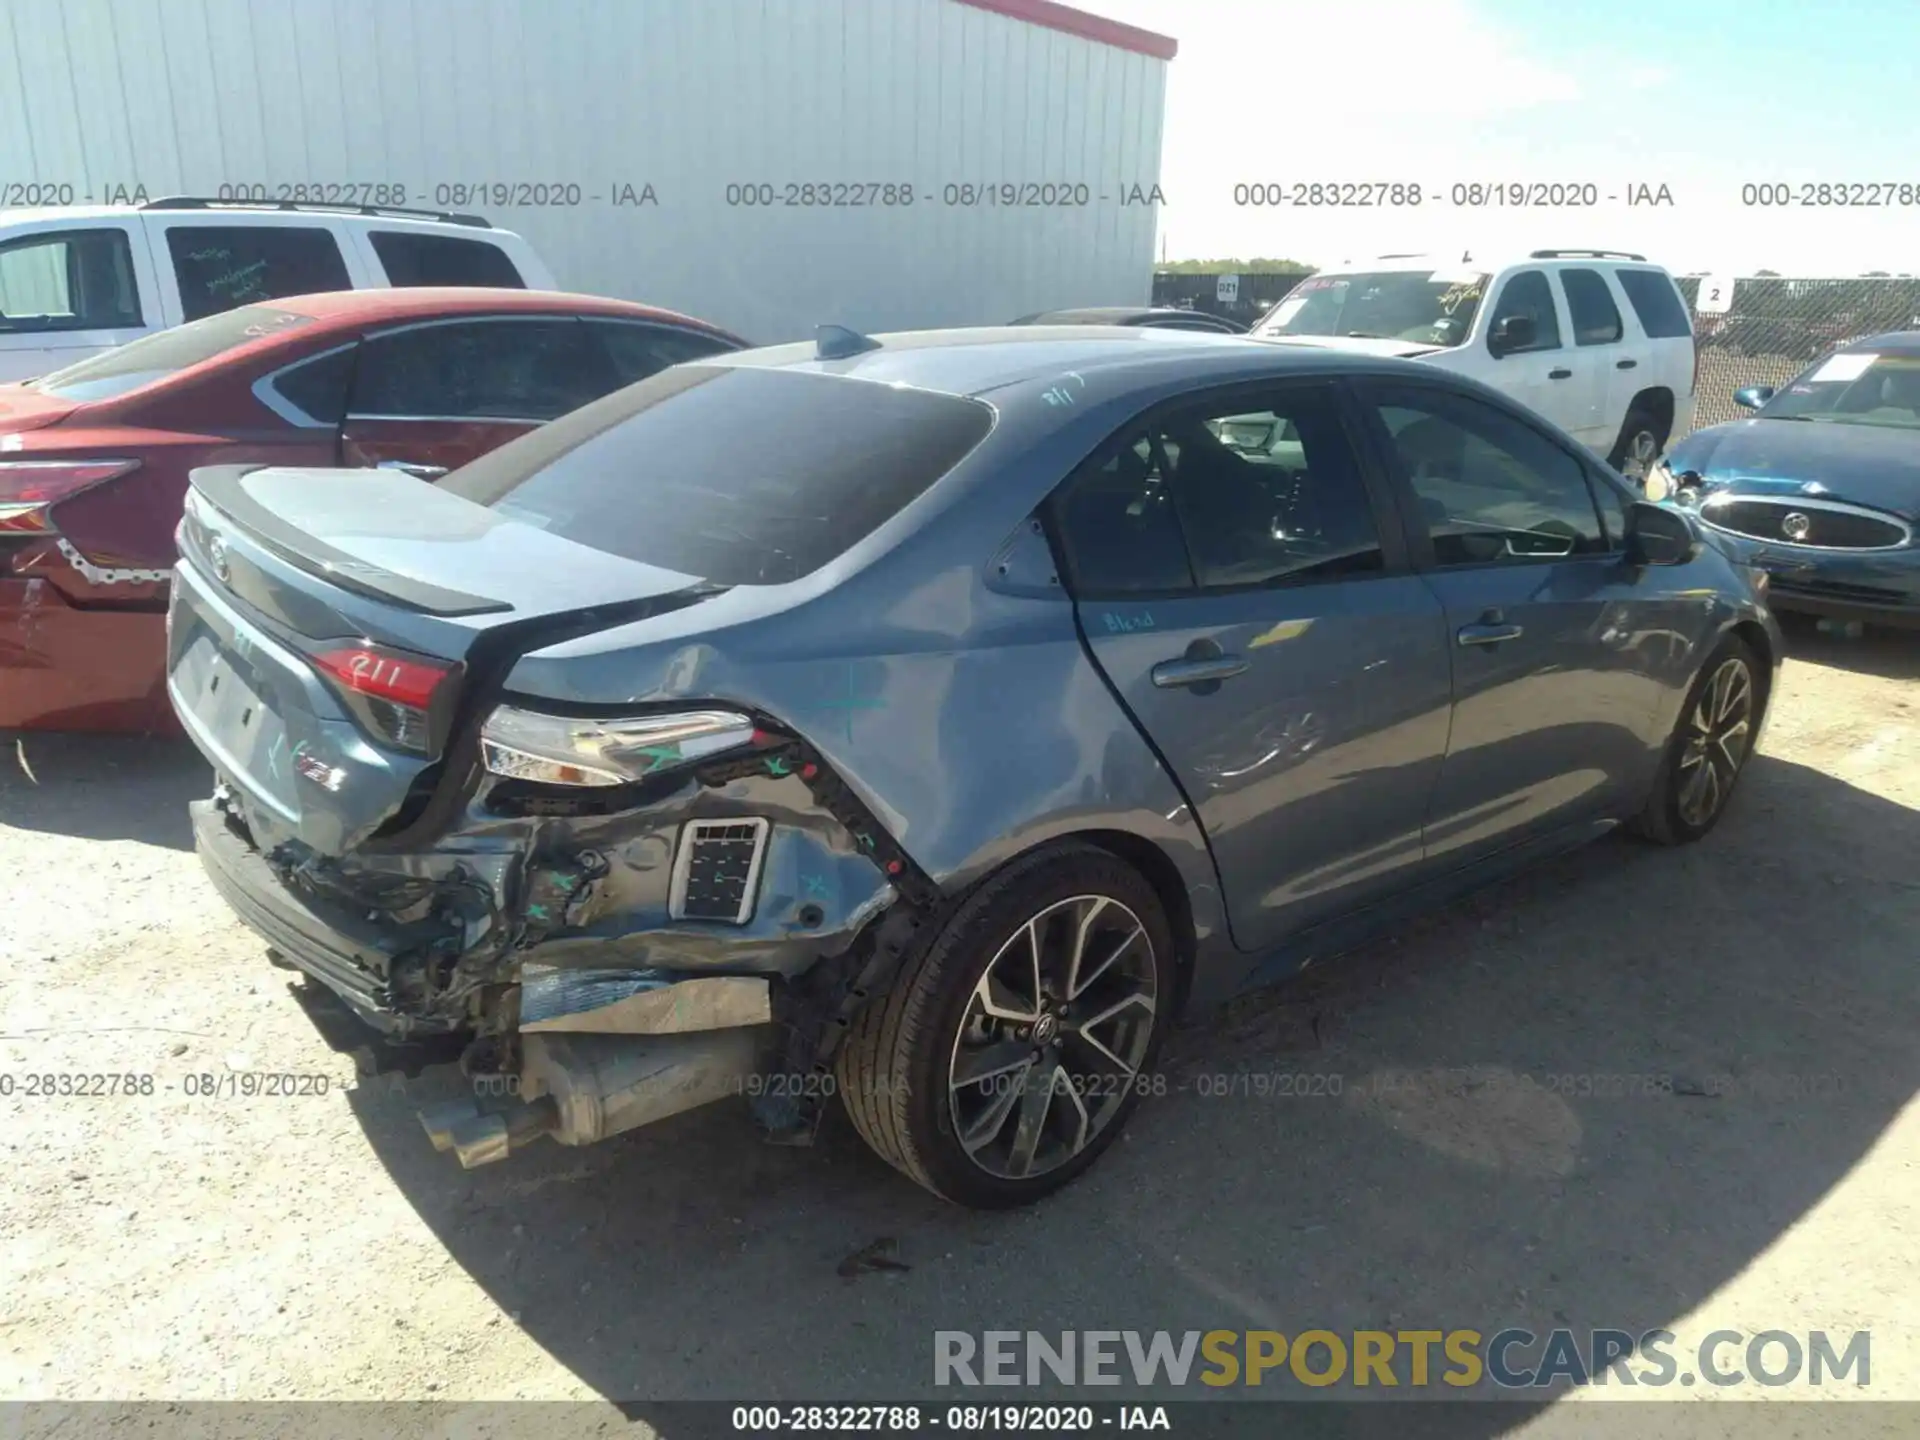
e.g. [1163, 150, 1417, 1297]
[1561, 268, 1625, 345]
[165, 226, 351, 321]
[587, 320, 739, 386]
[1049, 384, 1384, 597]
[440, 366, 995, 585]
[0, 229, 143, 332]
[1614, 268, 1693, 339]
[368, 231, 525, 288]
[349, 317, 614, 421]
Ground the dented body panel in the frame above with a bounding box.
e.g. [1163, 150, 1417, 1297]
[169, 326, 1780, 1174]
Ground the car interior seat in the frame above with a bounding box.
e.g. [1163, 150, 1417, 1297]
[1058, 442, 1192, 591]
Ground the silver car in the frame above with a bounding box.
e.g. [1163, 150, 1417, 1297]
[166, 325, 1781, 1208]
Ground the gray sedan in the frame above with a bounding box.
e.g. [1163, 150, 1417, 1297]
[165, 325, 1781, 1208]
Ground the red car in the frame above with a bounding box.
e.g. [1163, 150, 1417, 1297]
[0, 288, 744, 732]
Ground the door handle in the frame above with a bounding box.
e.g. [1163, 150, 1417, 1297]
[377, 459, 449, 480]
[1616, 358, 1638, 370]
[1458, 622, 1524, 647]
[1151, 655, 1250, 688]
[1548, 368, 1573, 380]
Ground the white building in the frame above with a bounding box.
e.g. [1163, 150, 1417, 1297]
[0, 0, 1175, 341]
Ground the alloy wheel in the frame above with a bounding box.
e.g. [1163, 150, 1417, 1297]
[1676, 657, 1754, 827]
[946, 894, 1158, 1180]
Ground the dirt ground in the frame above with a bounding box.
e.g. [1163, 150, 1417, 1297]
[2, 615, 1916, 1434]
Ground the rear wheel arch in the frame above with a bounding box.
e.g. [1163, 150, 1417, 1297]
[1728, 617, 1776, 714]
[1627, 387, 1675, 443]
[1060, 828, 1198, 1010]
[936, 830, 1196, 979]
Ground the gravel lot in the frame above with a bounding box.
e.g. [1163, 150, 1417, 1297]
[3, 616, 1916, 1434]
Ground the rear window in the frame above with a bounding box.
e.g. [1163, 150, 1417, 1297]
[369, 231, 525, 288]
[440, 365, 995, 585]
[1614, 268, 1693, 339]
[30, 304, 315, 402]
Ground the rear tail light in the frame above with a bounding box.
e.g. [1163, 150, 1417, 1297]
[480, 706, 760, 787]
[310, 642, 457, 754]
[0, 460, 140, 534]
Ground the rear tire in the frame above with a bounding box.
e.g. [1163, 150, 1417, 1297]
[1608, 404, 1667, 484]
[837, 843, 1175, 1208]
[1629, 635, 1762, 845]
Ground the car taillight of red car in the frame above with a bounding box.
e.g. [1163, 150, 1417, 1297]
[0, 459, 141, 536]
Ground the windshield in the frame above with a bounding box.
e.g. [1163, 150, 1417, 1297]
[1758, 350, 1920, 429]
[29, 304, 315, 402]
[441, 364, 996, 585]
[1252, 270, 1489, 348]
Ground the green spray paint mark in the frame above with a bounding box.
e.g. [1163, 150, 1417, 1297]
[806, 663, 886, 743]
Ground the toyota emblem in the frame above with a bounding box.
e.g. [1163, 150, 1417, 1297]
[1781, 512, 1813, 542]
[208, 534, 231, 583]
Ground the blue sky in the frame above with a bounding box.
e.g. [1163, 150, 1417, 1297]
[1090, 0, 1915, 275]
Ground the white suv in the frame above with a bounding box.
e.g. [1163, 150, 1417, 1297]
[0, 198, 556, 382]
[1248, 250, 1697, 480]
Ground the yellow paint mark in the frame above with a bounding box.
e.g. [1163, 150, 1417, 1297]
[1249, 617, 1315, 649]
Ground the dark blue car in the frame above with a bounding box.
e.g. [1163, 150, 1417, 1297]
[1647, 332, 1920, 629]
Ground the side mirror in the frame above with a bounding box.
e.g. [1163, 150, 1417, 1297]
[1625, 500, 1700, 566]
[1733, 385, 1775, 410]
[1488, 314, 1535, 357]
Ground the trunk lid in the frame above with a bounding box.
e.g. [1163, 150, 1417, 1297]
[169, 465, 724, 855]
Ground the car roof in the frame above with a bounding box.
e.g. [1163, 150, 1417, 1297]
[263, 287, 737, 335]
[710, 324, 1425, 399]
[0, 203, 495, 229]
[1016, 307, 1220, 325]
[1318, 251, 1662, 273]
[1840, 330, 1920, 354]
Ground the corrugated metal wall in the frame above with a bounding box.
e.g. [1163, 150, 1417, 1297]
[0, 0, 1169, 341]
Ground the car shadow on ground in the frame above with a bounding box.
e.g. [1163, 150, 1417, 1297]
[0, 730, 207, 850]
[1776, 611, 1920, 681]
[326, 750, 1917, 1430]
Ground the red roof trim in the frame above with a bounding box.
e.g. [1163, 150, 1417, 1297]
[951, 0, 1178, 60]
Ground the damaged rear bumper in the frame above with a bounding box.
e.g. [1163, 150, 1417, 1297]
[193, 797, 449, 1034]
[190, 744, 934, 1164]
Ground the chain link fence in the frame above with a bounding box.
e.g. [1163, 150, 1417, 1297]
[1150, 271, 1920, 438]
[1675, 276, 1920, 432]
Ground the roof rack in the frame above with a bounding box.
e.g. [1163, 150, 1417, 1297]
[137, 196, 492, 229]
[1529, 248, 1646, 261]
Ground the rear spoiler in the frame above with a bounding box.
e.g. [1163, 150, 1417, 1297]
[187, 465, 512, 618]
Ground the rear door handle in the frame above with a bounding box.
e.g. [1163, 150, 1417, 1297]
[1458, 622, 1524, 647]
[1151, 655, 1250, 688]
[1616, 358, 1638, 370]
[377, 459, 449, 480]
[1548, 368, 1573, 380]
